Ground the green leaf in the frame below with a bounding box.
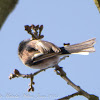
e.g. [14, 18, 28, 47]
[0, 0, 18, 29]
[94, 0, 100, 13]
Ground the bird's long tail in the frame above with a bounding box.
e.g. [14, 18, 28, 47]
[63, 38, 96, 55]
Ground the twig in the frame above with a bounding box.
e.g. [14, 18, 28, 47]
[39, 25, 44, 39]
[24, 24, 44, 40]
[24, 25, 37, 39]
[58, 91, 82, 100]
[9, 65, 99, 99]
[54, 65, 99, 100]
[9, 67, 53, 92]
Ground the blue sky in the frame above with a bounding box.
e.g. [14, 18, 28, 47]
[0, 0, 100, 100]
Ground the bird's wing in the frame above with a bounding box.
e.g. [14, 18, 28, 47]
[33, 40, 61, 63]
[34, 40, 61, 53]
[32, 53, 59, 63]
[26, 40, 61, 63]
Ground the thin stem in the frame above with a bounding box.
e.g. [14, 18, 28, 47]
[55, 65, 90, 99]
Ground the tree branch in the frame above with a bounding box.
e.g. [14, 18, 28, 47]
[58, 91, 82, 100]
[24, 24, 44, 40]
[9, 65, 99, 100]
[9, 67, 53, 92]
[54, 65, 99, 100]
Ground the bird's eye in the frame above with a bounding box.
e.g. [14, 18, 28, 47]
[26, 47, 36, 52]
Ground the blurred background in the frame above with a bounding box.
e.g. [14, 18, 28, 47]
[0, 0, 100, 100]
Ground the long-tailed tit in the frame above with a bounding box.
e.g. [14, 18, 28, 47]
[18, 25, 96, 69]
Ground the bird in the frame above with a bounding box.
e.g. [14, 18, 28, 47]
[18, 37, 96, 69]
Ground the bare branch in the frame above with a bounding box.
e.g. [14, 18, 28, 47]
[24, 24, 44, 40]
[54, 65, 99, 100]
[9, 67, 53, 92]
[58, 91, 82, 100]
[9, 66, 99, 99]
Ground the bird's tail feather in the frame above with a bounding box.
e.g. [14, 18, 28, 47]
[64, 38, 96, 55]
